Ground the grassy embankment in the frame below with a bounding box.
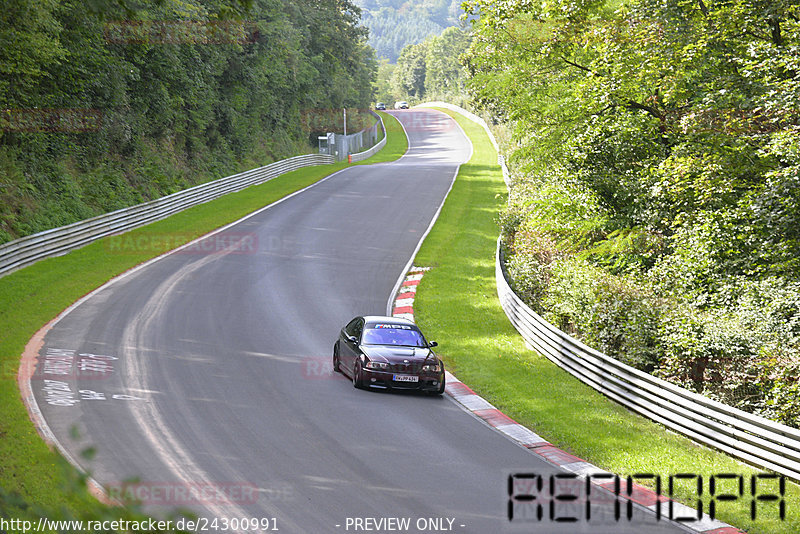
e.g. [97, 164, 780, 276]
[0, 112, 406, 523]
[412, 107, 797, 534]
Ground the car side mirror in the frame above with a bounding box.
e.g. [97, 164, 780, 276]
[347, 335, 358, 343]
[428, 341, 438, 348]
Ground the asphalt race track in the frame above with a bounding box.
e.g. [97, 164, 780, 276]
[30, 109, 687, 533]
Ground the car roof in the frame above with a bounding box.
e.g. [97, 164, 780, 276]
[362, 315, 416, 326]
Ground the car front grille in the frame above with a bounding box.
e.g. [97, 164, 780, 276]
[388, 362, 433, 374]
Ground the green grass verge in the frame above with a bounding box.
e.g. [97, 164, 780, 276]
[0, 118, 406, 522]
[363, 111, 407, 164]
[412, 107, 797, 534]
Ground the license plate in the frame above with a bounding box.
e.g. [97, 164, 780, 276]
[393, 374, 418, 383]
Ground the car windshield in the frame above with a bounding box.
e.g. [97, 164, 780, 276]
[362, 324, 427, 347]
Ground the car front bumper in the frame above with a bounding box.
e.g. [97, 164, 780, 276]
[361, 368, 444, 391]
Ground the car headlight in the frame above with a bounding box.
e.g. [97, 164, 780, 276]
[422, 363, 441, 372]
[365, 361, 388, 370]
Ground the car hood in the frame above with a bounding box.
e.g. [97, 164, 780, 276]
[361, 345, 435, 363]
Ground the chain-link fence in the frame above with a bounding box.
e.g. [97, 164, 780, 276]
[318, 111, 382, 161]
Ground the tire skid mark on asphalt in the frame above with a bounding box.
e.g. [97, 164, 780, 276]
[120, 252, 303, 529]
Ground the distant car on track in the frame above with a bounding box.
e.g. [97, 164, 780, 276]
[333, 316, 445, 394]
[394, 101, 409, 109]
[375, 102, 386, 110]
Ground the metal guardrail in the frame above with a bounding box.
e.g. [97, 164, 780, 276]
[0, 154, 334, 279]
[496, 239, 800, 481]
[349, 112, 387, 163]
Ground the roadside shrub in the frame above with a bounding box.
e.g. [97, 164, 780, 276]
[541, 257, 600, 336]
[503, 220, 800, 423]
[497, 203, 525, 249]
[656, 305, 764, 408]
[656, 276, 800, 424]
[542, 257, 661, 371]
[591, 276, 662, 372]
[763, 366, 800, 427]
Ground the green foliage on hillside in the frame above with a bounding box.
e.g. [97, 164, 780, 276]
[354, 0, 462, 61]
[388, 26, 471, 103]
[0, 0, 376, 244]
[464, 0, 800, 425]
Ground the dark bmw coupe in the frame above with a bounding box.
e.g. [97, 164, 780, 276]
[333, 316, 445, 394]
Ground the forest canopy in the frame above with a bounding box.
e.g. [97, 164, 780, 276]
[354, 0, 462, 61]
[379, 25, 471, 104]
[0, 0, 376, 243]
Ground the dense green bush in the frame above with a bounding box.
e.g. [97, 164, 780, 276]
[503, 237, 800, 423]
[539, 257, 661, 371]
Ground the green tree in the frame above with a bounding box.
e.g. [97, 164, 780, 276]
[0, 0, 65, 109]
[423, 26, 471, 99]
[374, 58, 397, 102]
[354, 0, 462, 61]
[391, 41, 428, 98]
[0, 0, 377, 243]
